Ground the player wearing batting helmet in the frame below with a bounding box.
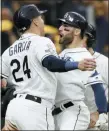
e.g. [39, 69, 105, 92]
[52, 12, 107, 130]
[83, 24, 108, 130]
[1, 5, 97, 130]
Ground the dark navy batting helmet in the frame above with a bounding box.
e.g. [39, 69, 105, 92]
[13, 4, 47, 32]
[85, 24, 96, 47]
[58, 12, 88, 30]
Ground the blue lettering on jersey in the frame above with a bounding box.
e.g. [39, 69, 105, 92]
[9, 41, 31, 56]
[61, 56, 74, 62]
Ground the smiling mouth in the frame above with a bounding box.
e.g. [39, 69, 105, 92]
[59, 34, 63, 38]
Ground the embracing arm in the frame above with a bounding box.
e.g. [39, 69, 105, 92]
[91, 83, 107, 113]
[89, 71, 108, 114]
[42, 55, 96, 72]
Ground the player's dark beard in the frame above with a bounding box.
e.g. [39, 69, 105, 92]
[59, 33, 74, 46]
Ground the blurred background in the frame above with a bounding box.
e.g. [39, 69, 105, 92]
[1, 0, 109, 56]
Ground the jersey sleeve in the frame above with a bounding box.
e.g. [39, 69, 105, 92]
[84, 70, 104, 86]
[36, 38, 58, 63]
[84, 86, 98, 113]
[0, 50, 10, 79]
[102, 59, 108, 86]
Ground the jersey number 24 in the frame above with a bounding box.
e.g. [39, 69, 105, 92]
[10, 55, 31, 82]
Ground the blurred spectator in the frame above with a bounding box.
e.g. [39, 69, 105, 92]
[2, 7, 12, 20]
[92, 1, 108, 55]
[57, 0, 86, 19]
[82, 1, 95, 26]
[11, 0, 20, 12]
[1, 8, 18, 55]
[103, 1, 108, 20]
[1, 0, 108, 56]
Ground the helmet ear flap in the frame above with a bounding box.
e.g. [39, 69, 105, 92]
[85, 24, 96, 48]
[77, 20, 88, 30]
[75, 20, 88, 38]
[87, 37, 96, 48]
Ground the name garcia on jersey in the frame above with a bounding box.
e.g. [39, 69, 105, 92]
[9, 41, 31, 56]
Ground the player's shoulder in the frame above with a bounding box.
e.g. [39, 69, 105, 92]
[60, 47, 92, 58]
[32, 35, 53, 44]
[94, 52, 108, 61]
[30, 35, 55, 50]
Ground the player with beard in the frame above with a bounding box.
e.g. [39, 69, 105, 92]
[83, 24, 108, 130]
[1, 5, 97, 130]
[52, 12, 107, 130]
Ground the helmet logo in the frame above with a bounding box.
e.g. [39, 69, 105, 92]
[68, 15, 73, 22]
[64, 13, 68, 18]
[64, 13, 73, 22]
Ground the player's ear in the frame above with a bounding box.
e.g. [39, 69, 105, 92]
[74, 28, 81, 36]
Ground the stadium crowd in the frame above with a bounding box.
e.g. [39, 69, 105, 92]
[1, 0, 109, 55]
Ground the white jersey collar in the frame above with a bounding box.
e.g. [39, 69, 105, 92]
[62, 47, 88, 53]
[19, 33, 38, 39]
[93, 51, 101, 59]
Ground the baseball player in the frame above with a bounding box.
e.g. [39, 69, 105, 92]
[0, 5, 96, 130]
[52, 12, 107, 130]
[83, 24, 108, 130]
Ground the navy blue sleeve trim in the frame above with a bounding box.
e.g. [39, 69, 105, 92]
[107, 103, 109, 112]
[91, 83, 107, 113]
[42, 55, 78, 72]
[91, 70, 98, 77]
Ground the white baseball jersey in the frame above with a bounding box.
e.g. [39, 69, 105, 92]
[0, 33, 58, 104]
[93, 52, 108, 86]
[84, 51, 108, 113]
[55, 48, 103, 105]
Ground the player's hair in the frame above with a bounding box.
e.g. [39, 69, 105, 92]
[19, 25, 31, 33]
[80, 29, 85, 39]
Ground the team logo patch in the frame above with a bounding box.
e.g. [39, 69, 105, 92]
[61, 56, 74, 62]
[45, 44, 56, 55]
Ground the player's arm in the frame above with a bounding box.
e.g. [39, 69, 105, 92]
[86, 70, 108, 114]
[107, 103, 109, 112]
[0, 52, 9, 88]
[42, 55, 96, 72]
[36, 38, 96, 72]
[103, 58, 108, 86]
[91, 83, 107, 114]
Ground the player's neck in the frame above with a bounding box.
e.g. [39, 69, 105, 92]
[88, 48, 95, 55]
[24, 28, 41, 36]
[66, 37, 83, 49]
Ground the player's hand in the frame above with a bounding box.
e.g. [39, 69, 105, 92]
[88, 111, 99, 128]
[0, 79, 7, 88]
[96, 113, 108, 125]
[95, 113, 108, 130]
[78, 58, 96, 71]
[99, 123, 108, 130]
